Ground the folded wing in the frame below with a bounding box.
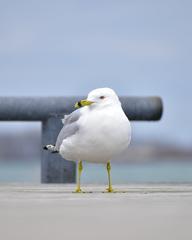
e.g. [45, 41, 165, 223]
[55, 109, 81, 151]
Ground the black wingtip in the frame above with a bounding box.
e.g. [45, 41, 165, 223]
[43, 145, 58, 153]
[51, 151, 59, 154]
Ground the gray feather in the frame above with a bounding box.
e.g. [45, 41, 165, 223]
[62, 109, 81, 125]
[55, 109, 81, 151]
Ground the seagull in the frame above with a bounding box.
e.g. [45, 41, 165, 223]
[44, 88, 131, 192]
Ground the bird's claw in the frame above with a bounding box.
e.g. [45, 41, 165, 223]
[106, 187, 115, 193]
[75, 188, 82, 193]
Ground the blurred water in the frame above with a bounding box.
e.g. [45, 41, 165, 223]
[83, 161, 192, 184]
[0, 161, 40, 183]
[0, 159, 192, 184]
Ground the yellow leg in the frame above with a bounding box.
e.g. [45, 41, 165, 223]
[106, 161, 113, 192]
[75, 160, 83, 193]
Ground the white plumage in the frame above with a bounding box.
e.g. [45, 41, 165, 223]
[45, 88, 131, 192]
[59, 88, 131, 163]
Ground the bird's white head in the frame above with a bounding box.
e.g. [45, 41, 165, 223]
[87, 88, 120, 108]
[75, 88, 121, 109]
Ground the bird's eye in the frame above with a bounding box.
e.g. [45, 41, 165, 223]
[100, 96, 105, 99]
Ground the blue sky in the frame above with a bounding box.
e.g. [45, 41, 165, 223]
[0, 0, 192, 146]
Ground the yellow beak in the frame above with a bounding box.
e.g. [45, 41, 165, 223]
[75, 99, 94, 108]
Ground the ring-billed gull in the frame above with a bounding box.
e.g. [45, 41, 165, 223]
[44, 88, 131, 192]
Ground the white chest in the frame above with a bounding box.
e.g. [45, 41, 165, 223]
[78, 106, 131, 150]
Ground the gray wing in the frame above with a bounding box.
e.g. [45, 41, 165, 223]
[55, 109, 81, 151]
[62, 109, 80, 125]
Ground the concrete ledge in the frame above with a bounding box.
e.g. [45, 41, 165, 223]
[0, 184, 192, 200]
[1, 184, 192, 240]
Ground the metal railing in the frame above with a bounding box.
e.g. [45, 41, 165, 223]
[0, 96, 163, 183]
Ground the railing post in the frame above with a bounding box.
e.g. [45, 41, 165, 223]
[41, 117, 76, 183]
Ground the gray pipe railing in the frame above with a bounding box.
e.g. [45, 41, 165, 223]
[0, 96, 163, 183]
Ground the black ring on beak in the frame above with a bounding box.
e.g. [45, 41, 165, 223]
[77, 101, 82, 108]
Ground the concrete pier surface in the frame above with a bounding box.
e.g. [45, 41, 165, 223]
[0, 184, 192, 240]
